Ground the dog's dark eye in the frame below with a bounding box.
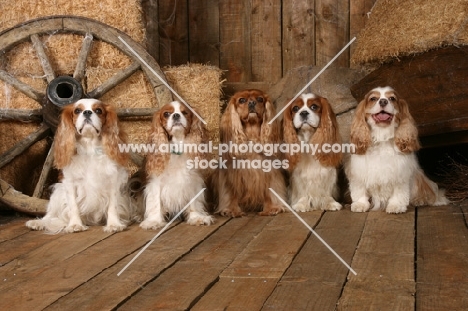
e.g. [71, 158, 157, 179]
[74, 108, 82, 114]
[238, 98, 247, 104]
[257, 97, 264, 103]
[181, 110, 188, 115]
[292, 106, 300, 113]
[311, 104, 319, 111]
[94, 108, 102, 115]
[389, 96, 396, 101]
[163, 111, 171, 118]
[370, 97, 378, 102]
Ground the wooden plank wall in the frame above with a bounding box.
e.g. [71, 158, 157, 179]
[141, 0, 376, 88]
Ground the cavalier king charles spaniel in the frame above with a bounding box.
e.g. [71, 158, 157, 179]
[26, 99, 134, 233]
[216, 89, 287, 217]
[283, 93, 342, 212]
[140, 101, 214, 229]
[345, 86, 449, 213]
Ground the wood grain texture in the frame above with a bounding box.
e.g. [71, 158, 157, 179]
[159, 0, 189, 66]
[263, 209, 367, 310]
[219, 0, 251, 83]
[45, 219, 227, 311]
[188, 0, 220, 66]
[141, 0, 160, 61]
[0, 218, 31, 243]
[0, 109, 42, 122]
[251, 0, 282, 83]
[119, 215, 272, 310]
[192, 212, 323, 310]
[193, 278, 278, 310]
[282, 0, 316, 74]
[0, 226, 113, 310]
[337, 209, 416, 310]
[0, 202, 465, 309]
[416, 204, 468, 311]
[0, 224, 169, 310]
[315, 0, 350, 67]
[140, 0, 370, 85]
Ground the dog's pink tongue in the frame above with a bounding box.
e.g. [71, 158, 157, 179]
[374, 112, 391, 121]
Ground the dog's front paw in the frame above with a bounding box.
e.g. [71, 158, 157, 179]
[64, 223, 89, 233]
[218, 207, 245, 218]
[351, 202, 370, 213]
[291, 197, 310, 212]
[386, 204, 407, 214]
[25, 219, 46, 231]
[104, 223, 127, 233]
[140, 219, 166, 230]
[258, 204, 284, 216]
[187, 214, 214, 226]
[325, 201, 342, 211]
[292, 202, 310, 212]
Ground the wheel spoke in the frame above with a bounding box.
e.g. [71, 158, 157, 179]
[73, 33, 93, 82]
[0, 124, 50, 169]
[0, 70, 46, 104]
[88, 61, 140, 98]
[116, 107, 158, 118]
[33, 141, 54, 198]
[0, 108, 42, 122]
[30, 34, 55, 83]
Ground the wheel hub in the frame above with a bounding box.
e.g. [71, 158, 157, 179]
[43, 76, 84, 130]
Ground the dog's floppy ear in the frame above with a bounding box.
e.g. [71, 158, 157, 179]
[282, 101, 300, 171]
[101, 103, 128, 166]
[394, 98, 420, 153]
[53, 104, 77, 169]
[145, 109, 170, 177]
[186, 107, 208, 159]
[260, 96, 281, 144]
[220, 97, 246, 144]
[350, 98, 371, 155]
[311, 97, 342, 167]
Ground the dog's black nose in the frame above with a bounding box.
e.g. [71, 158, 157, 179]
[300, 110, 309, 117]
[172, 113, 180, 120]
[248, 101, 256, 110]
[379, 98, 388, 107]
[83, 110, 92, 117]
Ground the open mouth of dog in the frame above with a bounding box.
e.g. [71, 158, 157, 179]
[372, 111, 393, 123]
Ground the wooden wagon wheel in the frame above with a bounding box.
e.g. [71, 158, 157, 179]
[0, 16, 172, 215]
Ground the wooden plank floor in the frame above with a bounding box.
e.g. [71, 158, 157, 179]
[0, 202, 466, 310]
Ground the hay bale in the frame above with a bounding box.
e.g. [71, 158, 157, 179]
[163, 63, 224, 145]
[0, 0, 145, 43]
[352, 0, 468, 66]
